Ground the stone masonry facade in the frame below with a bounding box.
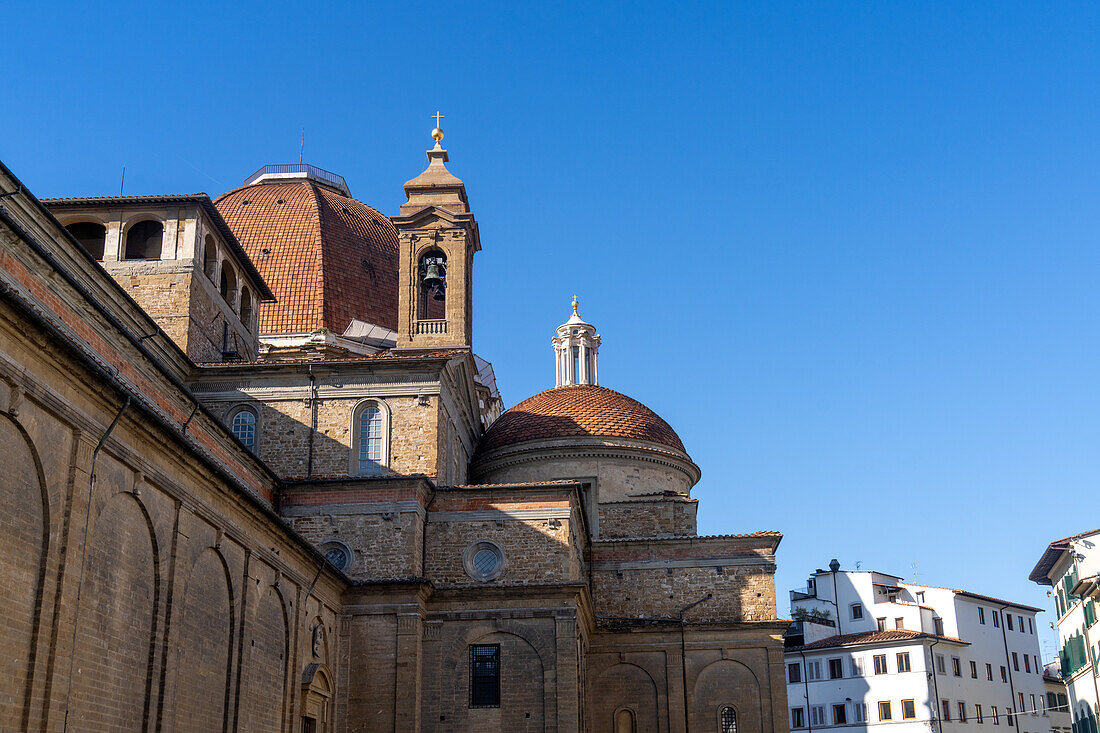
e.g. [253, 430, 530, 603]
[0, 135, 790, 733]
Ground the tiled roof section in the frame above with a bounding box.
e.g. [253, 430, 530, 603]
[41, 193, 274, 301]
[192, 349, 466, 368]
[214, 180, 398, 335]
[593, 531, 782, 543]
[793, 629, 968, 651]
[1030, 529, 1100, 584]
[476, 385, 687, 455]
[905, 583, 1045, 613]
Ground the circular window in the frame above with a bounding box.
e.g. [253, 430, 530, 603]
[463, 540, 505, 582]
[319, 540, 353, 572]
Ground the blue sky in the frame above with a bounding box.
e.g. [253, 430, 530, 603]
[5, 1, 1098, 656]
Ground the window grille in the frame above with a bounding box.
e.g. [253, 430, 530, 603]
[721, 707, 737, 733]
[231, 408, 257, 450]
[470, 645, 500, 708]
[358, 405, 383, 474]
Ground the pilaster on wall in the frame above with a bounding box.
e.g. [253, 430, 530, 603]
[555, 614, 581, 732]
[396, 612, 425, 731]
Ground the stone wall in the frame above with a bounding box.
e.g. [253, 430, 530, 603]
[594, 564, 777, 621]
[586, 627, 791, 733]
[0, 198, 345, 731]
[597, 497, 698, 539]
[102, 261, 257, 364]
[472, 442, 696, 501]
[426, 516, 577, 586]
[201, 390, 444, 479]
[591, 535, 779, 622]
[282, 479, 430, 581]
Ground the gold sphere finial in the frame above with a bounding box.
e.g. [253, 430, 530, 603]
[571, 295, 579, 316]
[431, 110, 445, 143]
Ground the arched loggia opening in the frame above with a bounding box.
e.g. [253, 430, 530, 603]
[65, 221, 107, 259]
[124, 220, 163, 260]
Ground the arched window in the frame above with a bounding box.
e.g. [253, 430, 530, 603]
[720, 706, 737, 733]
[357, 405, 383, 474]
[417, 250, 447, 320]
[228, 406, 258, 451]
[614, 708, 636, 733]
[220, 262, 237, 305]
[124, 220, 163, 260]
[240, 286, 253, 330]
[65, 221, 106, 259]
[203, 234, 218, 280]
[352, 400, 389, 475]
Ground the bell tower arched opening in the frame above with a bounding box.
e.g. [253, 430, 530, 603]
[417, 250, 447, 321]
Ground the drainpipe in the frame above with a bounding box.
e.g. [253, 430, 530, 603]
[63, 395, 130, 732]
[420, 480, 436, 579]
[306, 365, 317, 478]
[799, 648, 814, 733]
[929, 639, 944, 733]
[1000, 604, 1021, 731]
[680, 593, 712, 733]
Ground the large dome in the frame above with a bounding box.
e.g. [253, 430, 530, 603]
[476, 384, 687, 456]
[215, 177, 398, 335]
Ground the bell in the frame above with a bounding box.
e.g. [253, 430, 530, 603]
[423, 262, 445, 291]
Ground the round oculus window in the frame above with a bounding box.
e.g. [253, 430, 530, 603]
[463, 540, 505, 582]
[320, 540, 353, 572]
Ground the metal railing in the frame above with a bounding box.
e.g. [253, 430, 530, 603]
[244, 164, 349, 193]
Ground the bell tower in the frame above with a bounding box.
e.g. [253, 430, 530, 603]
[553, 296, 600, 386]
[392, 114, 481, 348]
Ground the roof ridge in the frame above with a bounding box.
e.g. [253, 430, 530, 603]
[304, 181, 331, 331]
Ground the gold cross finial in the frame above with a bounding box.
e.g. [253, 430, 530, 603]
[431, 111, 445, 142]
[571, 295, 579, 316]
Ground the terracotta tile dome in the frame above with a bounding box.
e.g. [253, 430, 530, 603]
[215, 180, 398, 335]
[477, 384, 687, 455]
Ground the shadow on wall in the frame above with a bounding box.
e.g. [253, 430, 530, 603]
[786, 652, 872, 733]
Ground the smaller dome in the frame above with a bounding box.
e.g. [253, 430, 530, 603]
[477, 385, 686, 456]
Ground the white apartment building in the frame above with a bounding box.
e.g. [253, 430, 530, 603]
[1030, 529, 1100, 733]
[786, 560, 1047, 733]
[1043, 661, 1072, 733]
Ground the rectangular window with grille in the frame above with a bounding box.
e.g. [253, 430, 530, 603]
[470, 644, 500, 708]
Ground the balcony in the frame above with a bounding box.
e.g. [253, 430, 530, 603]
[243, 163, 351, 197]
[415, 319, 448, 335]
[790, 586, 817, 602]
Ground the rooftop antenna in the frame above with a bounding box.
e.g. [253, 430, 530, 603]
[910, 562, 919, 582]
[119, 165, 125, 196]
[855, 561, 862, 570]
[299, 128, 304, 164]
